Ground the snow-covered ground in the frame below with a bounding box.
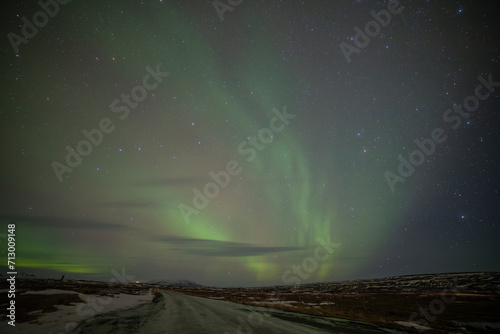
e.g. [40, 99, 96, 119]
[1, 289, 402, 333]
[0, 288, 153, 334]
[395, 321, 432, 331]
[64, 291, 401, 333]
[2, 275, 499, 333]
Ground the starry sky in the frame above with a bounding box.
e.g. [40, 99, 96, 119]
[0, 0, 499, 287]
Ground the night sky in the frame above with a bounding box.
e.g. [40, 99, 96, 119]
[1, 0, 499, 287]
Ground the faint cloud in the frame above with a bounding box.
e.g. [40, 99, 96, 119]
[154, 235, 306, 257]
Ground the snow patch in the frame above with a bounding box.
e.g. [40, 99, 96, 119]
[395, 321, 432, 331]
[0, 289, 154, 334]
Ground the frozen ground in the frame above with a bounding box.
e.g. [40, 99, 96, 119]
[1, 289, 401, 334]
[69, 290, 400, 333]
[0, 288, 153, 334]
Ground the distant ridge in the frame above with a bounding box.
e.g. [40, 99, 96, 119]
[148, 279, 203, 287]
[0, 272, 37, 278]
[262, 272, 500, 294]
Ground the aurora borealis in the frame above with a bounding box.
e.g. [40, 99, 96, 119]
[1, 0, 499, 287]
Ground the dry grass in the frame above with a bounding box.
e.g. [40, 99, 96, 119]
[176, 289, 500, 333]
[151, 288, 162, 303]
